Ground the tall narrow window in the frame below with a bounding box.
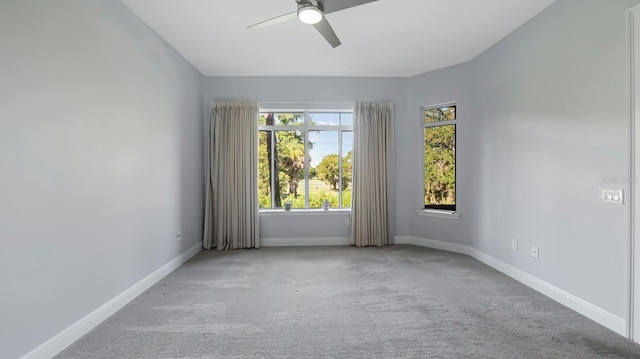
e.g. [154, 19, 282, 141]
[423, 105, 456, 211]
[258, 110, 353, 209]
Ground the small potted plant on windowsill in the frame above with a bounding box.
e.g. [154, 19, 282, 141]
[284, 201, 293, 211]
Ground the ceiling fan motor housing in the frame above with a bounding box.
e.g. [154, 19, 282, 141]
[297, 2, 323, 25]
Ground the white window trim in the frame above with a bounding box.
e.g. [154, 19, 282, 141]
[420, 102, 458, 215]
[260, 209, 351, 216]
[416, 209, 460, 220]
[259, 102, 354, 111]
[258, 105, 354, 210]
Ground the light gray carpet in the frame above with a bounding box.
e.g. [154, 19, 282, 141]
[57, 245, 640, 358]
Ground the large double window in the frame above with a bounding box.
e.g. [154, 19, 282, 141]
[423, 104, 456, 211]
[258, 110, 353, 210]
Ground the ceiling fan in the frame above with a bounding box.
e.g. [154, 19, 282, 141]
[247, 0, 378, 48]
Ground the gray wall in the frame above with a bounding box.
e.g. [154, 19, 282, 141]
[406, 62, 480, 247]
[0, 1, 203, 357]
[406, 0, 639, 319]
[473, 0, 638, 320]
[201, 76, 410, 240]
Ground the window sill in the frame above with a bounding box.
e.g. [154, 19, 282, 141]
[416, 209, 459, 220]
[260, 209, 351, 216]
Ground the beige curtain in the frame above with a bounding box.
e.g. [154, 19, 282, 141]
[350, 101, 395, 247]
[203, 101, 259, 250]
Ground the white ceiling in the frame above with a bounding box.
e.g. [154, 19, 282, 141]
[120, 0, 556, 77]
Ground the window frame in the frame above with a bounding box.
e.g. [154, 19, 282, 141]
[421, 102, 457, 214]
[258, 107, 354, 210]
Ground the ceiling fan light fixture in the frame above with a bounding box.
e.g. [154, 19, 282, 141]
[298, 5, 322, 24]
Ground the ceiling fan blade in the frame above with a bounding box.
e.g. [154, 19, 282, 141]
[321, 0, 378, 15]
[247, 11, 297, 29]
[313, 16, 341, 48]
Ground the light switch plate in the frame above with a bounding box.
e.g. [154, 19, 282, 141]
[599, 189, 623, 205]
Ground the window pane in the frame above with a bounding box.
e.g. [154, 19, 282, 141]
[258, 131, 272, 209]
[276, 131, 306, 208]
[424, 125, 456, 209]
[341, 113, 353, 126]
[309, 131, 339, 208]
[276, 112, 304, 126]
[342, 131, 353, 208]
[260, 112, 304, 126]
[424, 106, 456, 123]
[258, 109, 353, 211]
[309, 113, 339, 126]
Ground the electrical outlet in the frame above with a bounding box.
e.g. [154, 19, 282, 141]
[176, 231, 182, 240]
[531, 246, 539, 259]
[511, 239, 518, 251]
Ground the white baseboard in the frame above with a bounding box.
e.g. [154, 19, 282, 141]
[21, 243, 203, 359]
[394, 236, 626, 336]
[395, 235, 472, 255]
[260, 237, 350, 247]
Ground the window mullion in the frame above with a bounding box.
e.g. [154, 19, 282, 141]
[338, 129, 343, 208]
[424, 120, 456, 129]
[270, 130, 275, 209]
[304, 113, 310, 209]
